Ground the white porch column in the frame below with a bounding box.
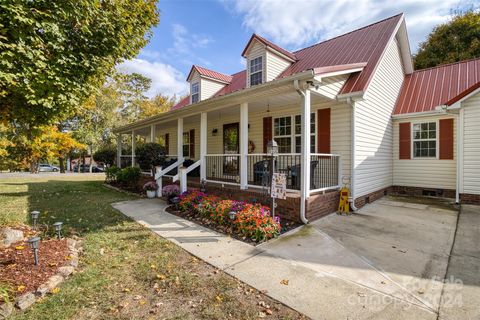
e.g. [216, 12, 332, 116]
[239, 102, 249, 189]
[301, 89, 311, 199]
[131, 131, 136, 167]
[200, 113, 207, 181]
[177, 118, 185, 192]
[117, 134, 122, 168]
[177, 118, 184, 161]
[150, 124, 156, 143]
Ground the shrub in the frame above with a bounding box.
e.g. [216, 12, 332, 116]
[93, 146, 116, 166]
[162, 184, 180, 198]
[105, 165, 120, 182]
[178, 190, 207, 211]
[117, 167, 141, 186]
[234, 204, 281, 242]
[143, 180, 159, 191]
[135, 143, 166, 171]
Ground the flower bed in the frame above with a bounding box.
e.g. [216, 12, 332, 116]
[167, 190, 297, 244]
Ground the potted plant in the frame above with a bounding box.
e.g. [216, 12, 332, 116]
[143, 181, 159, 198]
[162, 184, 180, 203]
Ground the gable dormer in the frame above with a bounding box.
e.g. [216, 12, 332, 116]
[186, 65, 232, 103]
[242, 34, 296, 88]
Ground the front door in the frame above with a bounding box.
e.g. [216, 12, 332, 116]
[223, 123, 239, 175]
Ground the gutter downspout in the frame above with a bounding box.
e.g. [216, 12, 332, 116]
[294, 79, 309, 224]
[347, 97, 359, 212]
[455, 109, 464, 204]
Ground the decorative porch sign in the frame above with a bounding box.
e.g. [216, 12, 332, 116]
[271, 173, 287, 199]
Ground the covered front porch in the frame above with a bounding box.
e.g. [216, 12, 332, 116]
[115, 77, 352, 221]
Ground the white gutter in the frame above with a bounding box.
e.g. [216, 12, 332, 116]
[347, 97, 359, 212]
[455, 109, 464, 204]
[294, 79, 309, 224]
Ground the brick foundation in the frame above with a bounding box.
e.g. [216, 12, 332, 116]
[389, 186, 456, 199]
[460, 193, 480, 205]
[306, 190, 339, 220]
[354, 187, 390, 209]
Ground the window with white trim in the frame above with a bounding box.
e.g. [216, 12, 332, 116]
[249, 56, 263, 86]
[413, 122, 436, 158]
[273, 114, 316, 153]
[191, 82, 199, 103]
[183, 132, 190, 157]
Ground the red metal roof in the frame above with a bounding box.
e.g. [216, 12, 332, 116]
[241, 34, 297, 61]
[171, 95, 190, 110]
[172, 14, 403, 110]
[187, 65, 233, 84]
[393, 58, 480, 115]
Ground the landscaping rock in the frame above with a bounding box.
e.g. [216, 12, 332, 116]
[69, 254, 79, 267]
[36, 275, 64, 296]
[66, 238, 76, 250]
[15, 293, 36, 310]
[0, 302, 13, 319]
[58, 266, 75, 277]
[0, 227, 24, 248]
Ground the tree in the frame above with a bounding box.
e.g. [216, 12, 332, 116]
[2, 124, 85, 172]
[414, 10, 480, 69]
[135, 143, 166, 171]
[140, 94, 177, 119]
[93, 146, 117, 167]
[0, 0, 159, 126]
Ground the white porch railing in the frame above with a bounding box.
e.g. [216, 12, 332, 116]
[154, 157, 184, 197]
[203, 153, 341, 193]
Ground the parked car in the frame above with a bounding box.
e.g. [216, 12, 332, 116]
[73, 164, 105, 173]
[38, 164, 60, 172]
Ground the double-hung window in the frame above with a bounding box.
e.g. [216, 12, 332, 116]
[273, 114, 316, 153]
[249, 56, 263, 86]
[413, 122, 437, 158]
[183, 132, 190, 157]
[191, 82, 199, 103]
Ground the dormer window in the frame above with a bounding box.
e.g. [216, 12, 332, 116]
[249, 56, 263, 86]
[191, 82, 199, 103]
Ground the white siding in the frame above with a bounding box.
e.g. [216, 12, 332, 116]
[246, 41, 266, 88]
[393, 115, 457, 189]
[462, 91, 480, 194]
[155, 122, 200, 160]
[200, 78, 225, 100]
[265, 50, 291, 81]
[354, 38, 405, 197]
[313, 75, 348, 100]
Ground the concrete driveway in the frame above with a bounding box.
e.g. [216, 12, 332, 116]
[114, 196, 479, 320]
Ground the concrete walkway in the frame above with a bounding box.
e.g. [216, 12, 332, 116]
[111, 198, 475, 320]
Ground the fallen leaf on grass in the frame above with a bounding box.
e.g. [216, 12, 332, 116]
[280, 279, 289, 285]
[156, 274, 166, 280]
[50, 287, 61, 294]
[215, 295, 223, 302]
[139, 300, 147, 305]
[17, 285, 26, 292]
[15, 246, 25, 250]
[150, 264, 156, 269]
[122, 288, 130, 293]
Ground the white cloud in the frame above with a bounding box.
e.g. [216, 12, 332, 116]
[223, 0, 476, 52]
[170, 23, 213, 64]
[117, 58, 189, 98]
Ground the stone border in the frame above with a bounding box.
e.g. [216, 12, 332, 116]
[103, 183, 142, 197]
[0, 238, 83, 318]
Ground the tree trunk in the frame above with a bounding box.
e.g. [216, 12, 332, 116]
[59, 157, 65, 173]
[82, 153, 86, 173]
[89, 145, 93, 173]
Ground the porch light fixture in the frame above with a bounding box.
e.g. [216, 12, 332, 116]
[31, 211, 40, 230]
[212, 128, 218, 136]
[200, 179, 207, 193]
[267, 140, 279, 157]
[27, 236, 41, 266]
[53, 222, 63, 239]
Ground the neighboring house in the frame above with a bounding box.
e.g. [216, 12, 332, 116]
[113, 13, 480, 223]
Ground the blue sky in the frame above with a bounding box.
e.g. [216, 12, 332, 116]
[118, 0, 478, 98]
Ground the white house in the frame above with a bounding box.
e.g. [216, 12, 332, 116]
[113, 13, 480, 223]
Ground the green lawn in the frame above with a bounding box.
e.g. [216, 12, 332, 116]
[0, 175, 304, 320]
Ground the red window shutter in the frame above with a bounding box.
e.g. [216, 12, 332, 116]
[165, 133, 169, 155]
[189, 129, 195, 158]
[263, 117, 272, 153]
[399, 122, 411, 159]
[317, 108, 331, 153]
[439, 118, 454, 160]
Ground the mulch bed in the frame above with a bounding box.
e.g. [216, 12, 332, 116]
[165, 206, 301, 246]
[0, 238, 69, 300]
